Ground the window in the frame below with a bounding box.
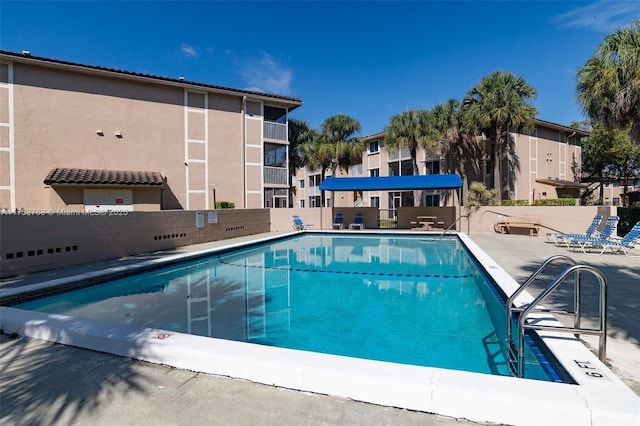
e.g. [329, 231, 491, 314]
[369, 168, 380, 177]
[370, 196, 380, 207]
[299, 199, 305, 208]
[424, 159, 440, 175]
[309, 174, 321, 187]
[264, 143, 287, 167]
[424, 194, 440, 207]
[388, 162, 399, 176]
[299, 179, 305, 189]
[400, 160, 413, 176]
[368, 139, 379, 154]
[309, 196, 321, 207]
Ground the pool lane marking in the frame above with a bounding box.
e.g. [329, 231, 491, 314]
[217, 258, 472, 279]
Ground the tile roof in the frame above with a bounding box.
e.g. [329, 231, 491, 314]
[44, 168, 164, 186]
[534, 177, 588, 189]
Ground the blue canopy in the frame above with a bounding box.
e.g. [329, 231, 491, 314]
[319, 174, 463, 191]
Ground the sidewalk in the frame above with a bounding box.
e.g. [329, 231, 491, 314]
[1, 231, 638, 425]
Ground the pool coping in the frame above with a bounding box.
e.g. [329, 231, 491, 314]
[1, 230, 639, 425]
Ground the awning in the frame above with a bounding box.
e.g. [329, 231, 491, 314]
[44, 168, 164, 186]
[535, 178, 588, 189]
[319, 174, 463, 191]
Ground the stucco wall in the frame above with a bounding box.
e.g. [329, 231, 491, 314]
[0, 209, 269, 278]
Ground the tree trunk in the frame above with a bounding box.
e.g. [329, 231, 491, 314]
[493, 127, 503, 204]
[412, 154, 421, 207]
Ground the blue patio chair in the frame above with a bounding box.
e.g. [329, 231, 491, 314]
[548, 214, 602, 244]
[570, 221, 640, 256]
[292, 215, 313, 230]
[349, 213, 365, 230]
[331, 213, 344, 229]
[564, 215, 618, 249]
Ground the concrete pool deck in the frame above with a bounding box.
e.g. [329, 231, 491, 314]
[1, 230, 639, 425]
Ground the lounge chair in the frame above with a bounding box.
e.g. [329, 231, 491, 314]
[564, 215, 619, 249]
[570, 221, 640, 256]
[349, 213, 365, 230]
[292, 215, 313, 230]
[547, 214, 603, 244]
[331, 213, 344, 229]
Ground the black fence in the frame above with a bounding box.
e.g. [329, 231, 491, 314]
[378, 209, 398, 229]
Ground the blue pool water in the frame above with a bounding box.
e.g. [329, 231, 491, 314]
[11, 233, 564, 381]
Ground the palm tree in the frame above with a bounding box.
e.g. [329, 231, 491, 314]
[577, 19, 640, 144]
[462, 71, 537, 203]
[321, 114, 364, 179]
[299, 114, 363, 207]
[288, 119, 316, 207]
[430, 99, 464, 174]
[383, 109, 436, 206]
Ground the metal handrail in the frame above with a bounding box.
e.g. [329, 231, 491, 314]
[506, 255, 579, 349]
[510, 263, 607, 378]
[439, 214, 469, 238]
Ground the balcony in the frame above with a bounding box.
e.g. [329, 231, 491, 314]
[264, 166, 288, 185]
[264, 122, 287, 141]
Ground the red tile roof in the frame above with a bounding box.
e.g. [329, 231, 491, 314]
[44, 168, 164, 186]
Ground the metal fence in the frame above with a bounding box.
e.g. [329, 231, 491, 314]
[378, 209, 398, 228]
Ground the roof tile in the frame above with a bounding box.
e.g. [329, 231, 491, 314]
[44, 168, 164, 186]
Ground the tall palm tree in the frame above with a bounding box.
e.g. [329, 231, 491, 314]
[321, 114, 364, 179]
[577, 19, 640, 144]
[383, 109, 436, 206]
[288, 119, 316, 206]
[430, 99, 465, 174]
[299, 114, 363, 207]
[384, 110, 428, 176]
[462, 71, 537, 203]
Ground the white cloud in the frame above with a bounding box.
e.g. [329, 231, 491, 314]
[551, 0, 640, 32]
[238, 52, 293, 95]
[180, 43, 198, 58]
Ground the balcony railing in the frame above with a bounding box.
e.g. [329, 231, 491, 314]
[264, 122, 287, 141]
[264, 166, 288, 185]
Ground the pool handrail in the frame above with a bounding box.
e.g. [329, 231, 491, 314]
[505, 255, 608, 378]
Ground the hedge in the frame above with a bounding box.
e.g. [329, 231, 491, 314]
[617, 207, 640, 236]
[215, 201, 235, 209]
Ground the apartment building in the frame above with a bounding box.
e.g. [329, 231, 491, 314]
[294, 120, 589, 209]
[0, 50, 302, 212]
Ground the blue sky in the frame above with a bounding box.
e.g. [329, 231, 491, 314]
[2, 1, 639, 136]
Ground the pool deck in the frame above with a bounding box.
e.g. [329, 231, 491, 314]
[1, 230, 639, 425]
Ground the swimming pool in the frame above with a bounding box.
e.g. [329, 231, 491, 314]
[7, 233, 559, 381]
[1, 231, 638, 425]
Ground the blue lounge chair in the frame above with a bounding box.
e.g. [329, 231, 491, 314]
[570, 221, 640, 256]
[349, 213, 365, 230]
[292, 215, 313, 230]
[564, 215, 618, 249]
[331, 213, 344, 229]
[547, 214, 602, 244]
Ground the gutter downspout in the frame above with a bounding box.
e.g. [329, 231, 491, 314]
[242, 96, 247, 208]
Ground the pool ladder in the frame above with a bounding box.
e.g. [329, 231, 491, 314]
[505, 255, 607, 378]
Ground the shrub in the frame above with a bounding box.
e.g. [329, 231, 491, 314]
[532, 198, 576, 206]
[618, 207, 640, 236]
[501, 199, 530, 206]
[215, 201, 235, 209]
[467, 182, 498, 207]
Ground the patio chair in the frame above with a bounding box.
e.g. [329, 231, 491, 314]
[292, 215, 313, 230]
[570, 221, 640, 256]
[349, 213, 365, 230]
[563, 215, 619, 249]
[331, 213, 344, 229]
[547, 214, 602, 244]
[559, 216, 620, 248]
